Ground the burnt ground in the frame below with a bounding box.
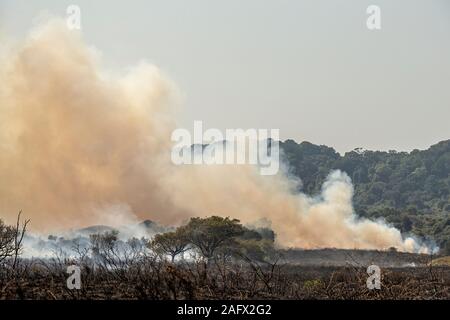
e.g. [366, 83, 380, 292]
[0, 249, 448, 300]
[280, 248, 432, 267]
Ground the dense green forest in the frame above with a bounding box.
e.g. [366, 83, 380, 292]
[281, 139, 450, 253]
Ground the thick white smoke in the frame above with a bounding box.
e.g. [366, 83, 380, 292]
[0, 20, 427, 253]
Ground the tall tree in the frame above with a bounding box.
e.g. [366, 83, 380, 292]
[150, 231, 189, 262]
[182, 216, 245, 263]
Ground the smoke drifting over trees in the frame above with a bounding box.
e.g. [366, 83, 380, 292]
[0, 19, 428, 252]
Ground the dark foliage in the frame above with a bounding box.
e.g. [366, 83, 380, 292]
[281, 139, 450, 248]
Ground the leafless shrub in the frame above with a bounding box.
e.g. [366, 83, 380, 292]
[0, 211, 29, 269]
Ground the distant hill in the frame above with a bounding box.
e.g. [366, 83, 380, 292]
[76, 225, 116, 236]
[281, 139, 449, 253]
[71, 220, 168, 239]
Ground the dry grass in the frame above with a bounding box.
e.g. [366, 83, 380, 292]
[431, 256, 450, 267]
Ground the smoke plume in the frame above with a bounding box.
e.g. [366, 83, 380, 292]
[0, 20, 426, 252]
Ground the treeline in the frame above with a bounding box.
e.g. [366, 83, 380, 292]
[149, 216, 277, 265]
[281, 139, 450, 253]
[59, 216, 277, 268]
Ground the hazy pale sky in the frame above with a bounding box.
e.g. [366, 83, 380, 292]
[1, 0, 449, 153]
